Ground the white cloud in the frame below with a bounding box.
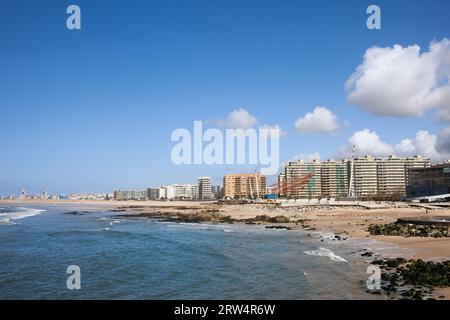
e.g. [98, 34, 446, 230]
[394, 130, 444, 161]
[338, 128, 450, 163]
[294, 107, 341, 133]
[212, 108, 286, 139]
[292, 152, 321, 161]
[217, 108, 258, 129]
[346, 39, 450, 118]
[338, 129, 395, 158]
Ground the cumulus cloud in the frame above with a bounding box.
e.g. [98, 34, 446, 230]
[338, 128, 450, 163]
[217, 108, 258, 129]
[212, 108, 286, 138]
[395, 130, 443, 161]
[338, 129, 395, 157]
[346, 39, 450, 118]
[294, 107, 341, 133]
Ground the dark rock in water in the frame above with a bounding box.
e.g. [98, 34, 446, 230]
[64, 211, 84, 215]
[265, 225, 291, 230]
[361, 252, 373, 257]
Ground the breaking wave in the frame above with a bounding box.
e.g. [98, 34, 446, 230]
[304, 247, 348, 263]
[0, 207, 46, 224]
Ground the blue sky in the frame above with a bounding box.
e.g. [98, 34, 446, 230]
[1, 0, 450, 195]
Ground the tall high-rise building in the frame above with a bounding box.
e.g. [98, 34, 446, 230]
[320, 160, 350, 198]
[279, 160, 322, 198]
[223, 173, 266, 199]
[197, 176, 212, 200]
[279, 155, 430, 199]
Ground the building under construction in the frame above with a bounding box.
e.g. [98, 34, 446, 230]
[276, 159, 348, 199]
[277, 155, 430, 199]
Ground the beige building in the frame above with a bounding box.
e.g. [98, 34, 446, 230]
[279, 155, 430, 199]
[352, 156, 378, 197]
[279, 159, 322, 198]
[321, 159, 350, 198]
[351, 155, 430, 197]
[223, 173, 266, 199]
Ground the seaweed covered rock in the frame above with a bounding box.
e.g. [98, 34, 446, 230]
[368, 223, 449, 238]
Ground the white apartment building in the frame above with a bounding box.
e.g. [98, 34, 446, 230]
[158, 184, 197, 200]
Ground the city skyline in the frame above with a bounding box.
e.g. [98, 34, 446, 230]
[2, 0, 450, 195]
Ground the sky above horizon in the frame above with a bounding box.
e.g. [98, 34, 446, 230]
[1, 0, 450, 195]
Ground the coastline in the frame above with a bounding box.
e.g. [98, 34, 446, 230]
[2, 198, 450, 299]
[3, 199, 450, 259]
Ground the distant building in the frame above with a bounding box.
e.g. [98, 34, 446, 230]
[279, 159, 323, 198]
[321, 159, 349, 198]
[114, 190, 147, 201]
[197, 176, 212, 200]
[352, 156, 430, 198]
[211, 185, 222, 199]
[157, 184, 197, 200]
[147, 188, 160, 200]
[223, 173, 266, 199]
[279, 155, 430, 199]
[406, 163, 450, 199]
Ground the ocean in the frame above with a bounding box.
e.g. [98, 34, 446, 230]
[0, 205, 397, 299]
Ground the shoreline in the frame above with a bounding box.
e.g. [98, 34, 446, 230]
[3, 198, 450, 259]
[2, 198, 450, 299]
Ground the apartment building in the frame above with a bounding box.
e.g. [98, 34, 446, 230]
[279, 155, 430, 199]
[158, 184, 197, 200]
[113, 190, 147, 201]
[147, 188, 160, 200]
[352, 156, 378, 197]
[279, 159, 322, 198]
[197, 176, 212, 200]
[223, 173, 266, 199]
[321, 159, 350, 198]
[376, 156, 430, 196]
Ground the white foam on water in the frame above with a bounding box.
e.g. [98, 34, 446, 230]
[0, 207, 46, 224]
[304, 247, 348, 263]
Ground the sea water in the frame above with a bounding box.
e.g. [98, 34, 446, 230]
[0, 205, 392, 299]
